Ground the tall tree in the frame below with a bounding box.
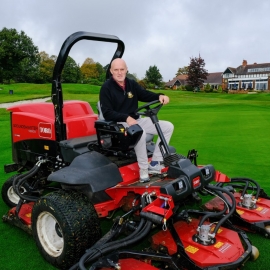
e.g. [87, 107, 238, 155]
[95, 62, 106, 82]
[145, 65, 163, 86]
[186, 55, 208, 89]
[0, 27, 39, 83]
[62, 56, 81, 83]
[80, 58, 99, 81]
[176, 66, 188, 76]
[126, 72, 137, 81]
[38, 51, 55, 83]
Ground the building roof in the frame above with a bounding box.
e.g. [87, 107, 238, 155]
[204, 72, 223, 84]
[223, 60, 270, 75]
[236, 62, 270, 75]
[165, 74, 187, 87]
[165, 73, 223, 86]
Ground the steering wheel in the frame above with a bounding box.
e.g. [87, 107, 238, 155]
[136, 100, 163, 118]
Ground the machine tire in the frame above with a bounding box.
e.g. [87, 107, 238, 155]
[1, 174, 27, 207]
[31, 190, 101, 269]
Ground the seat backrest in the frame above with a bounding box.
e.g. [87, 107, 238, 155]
[97, 101, 105, 120]
[96, 101, 154, 143]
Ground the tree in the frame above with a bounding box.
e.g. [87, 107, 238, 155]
[38, 51, 55, 83]
[0, 27, 39, 83]
[126, 72, 137, 81]
[80, 58, 99, 82]
[186, 55, 208, 89]
[62, 56, 81, 83]
[17, 53, 41, 83]
[145, 65, 163, 87]
[95, 62, 106, 82]
[176, 66, 188, 76]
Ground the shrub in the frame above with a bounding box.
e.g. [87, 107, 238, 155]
[185, 85, 193, 91]
[204, 83, 212, 93]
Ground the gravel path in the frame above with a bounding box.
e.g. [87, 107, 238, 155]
[0, 97, 51, 108]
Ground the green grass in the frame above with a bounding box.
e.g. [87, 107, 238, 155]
[1, 84, 270, 269]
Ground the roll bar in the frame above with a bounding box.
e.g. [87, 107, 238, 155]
[51, 31, 125, 142]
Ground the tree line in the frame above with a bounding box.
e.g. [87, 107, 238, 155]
[0, 27, 208, 89]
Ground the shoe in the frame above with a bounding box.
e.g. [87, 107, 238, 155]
[148, 161, 164, 174]
[139, 169, 150, 183]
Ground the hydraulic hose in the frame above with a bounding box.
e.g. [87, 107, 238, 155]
[78, 219, 152, 270]
[205, 185, 236, 235]
[15, 165, 40, 201]
[12, 159, 46, 202]
[231, 177, 261, 200]
[70, 194, 151, 270]
[198, 188, 228, 228]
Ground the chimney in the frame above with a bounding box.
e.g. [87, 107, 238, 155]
[242, 60, 247, 66]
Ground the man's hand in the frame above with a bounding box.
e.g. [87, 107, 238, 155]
[126, 116, 138, 126]
[159, 95, 169, 104]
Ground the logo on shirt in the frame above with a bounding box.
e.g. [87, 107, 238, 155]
[127, 91, 134, 98]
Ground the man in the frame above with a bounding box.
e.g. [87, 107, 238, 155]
[99, 58, 174, 182]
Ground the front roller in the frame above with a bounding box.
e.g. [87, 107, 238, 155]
[31, 190, 101, 269]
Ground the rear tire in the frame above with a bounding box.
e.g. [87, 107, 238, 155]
[32, 190, 101, 269]
[1, 175, 27, 207]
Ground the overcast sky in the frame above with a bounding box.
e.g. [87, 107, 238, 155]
[1, 0, 269, 81]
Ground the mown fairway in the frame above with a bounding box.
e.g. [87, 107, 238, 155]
[1, 84, 270, 269]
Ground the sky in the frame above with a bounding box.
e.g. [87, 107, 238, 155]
[1, 0, 269, 82]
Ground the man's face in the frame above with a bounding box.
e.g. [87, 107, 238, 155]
[110, 59, 127, 84]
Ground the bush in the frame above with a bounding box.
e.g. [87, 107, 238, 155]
[204, 83, 212, 93]
[185, 85, 193, 91]
[88, 79, 103, 86]
[179, 85, 186, 91]
[218, 85, 223, 92]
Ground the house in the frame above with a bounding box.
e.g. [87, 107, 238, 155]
[164, 74, 187, 89]
[203, 72, 222, 89]
[222, 60, 270, 91]
[165, 73, 222, 90]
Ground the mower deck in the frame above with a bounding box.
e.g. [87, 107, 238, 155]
[204, 192, 270, 236]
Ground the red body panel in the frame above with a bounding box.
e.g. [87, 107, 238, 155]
[9, 202, 34, 226]
[101, 259, 158, 270]
[95, 162, 173, 218]
[215, 171, 231, 183]
[7, 100, 98, 143]
[151, 219, 245, 268]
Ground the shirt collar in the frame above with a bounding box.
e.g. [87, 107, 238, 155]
[113, 77, 126, 90]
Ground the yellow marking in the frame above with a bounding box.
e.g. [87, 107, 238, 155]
[211, 227, 222, 234]
[25, 213, 31, 218]
[217, 228, 222, 234]
[236, 209, 244, 215]
[214, 241, 223, 248]
[256, 207, 263, 211]
[185, 245, 199, 254]
[44, 145, 49, 150]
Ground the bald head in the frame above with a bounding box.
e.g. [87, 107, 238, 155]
[110, 58, 128, 85]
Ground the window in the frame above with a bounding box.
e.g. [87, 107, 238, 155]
[255, 82, 267, 90]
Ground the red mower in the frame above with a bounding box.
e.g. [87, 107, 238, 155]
[1, 32, 259, 269]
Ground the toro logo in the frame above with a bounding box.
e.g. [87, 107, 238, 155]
[192, 176, 201, 189]
[39, 122, 52, 138]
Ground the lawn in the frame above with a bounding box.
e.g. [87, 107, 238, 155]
[1, 84, 270, 269]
